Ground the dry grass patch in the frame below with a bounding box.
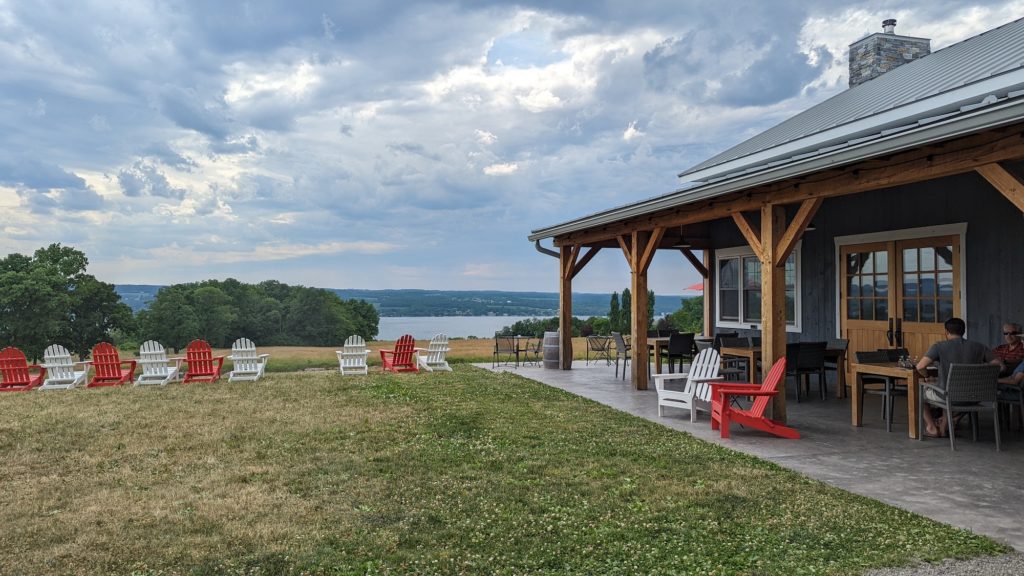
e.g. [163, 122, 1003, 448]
[0, 368, 1006, 575]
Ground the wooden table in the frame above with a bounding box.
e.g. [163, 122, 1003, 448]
[719, 345, 761, 384]
[826, 348, 847, 398]
[648, 337, 671, 374]
[850, 361, 923, 439]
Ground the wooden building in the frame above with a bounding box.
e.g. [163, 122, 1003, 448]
[528, 18, 1024, 422]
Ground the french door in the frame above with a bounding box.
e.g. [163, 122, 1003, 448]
[840, 235, 961, 361]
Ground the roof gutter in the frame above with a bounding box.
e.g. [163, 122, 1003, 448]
[528, 97, 1024, 242]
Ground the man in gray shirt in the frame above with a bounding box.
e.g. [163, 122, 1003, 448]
[915, 317, 998, 437]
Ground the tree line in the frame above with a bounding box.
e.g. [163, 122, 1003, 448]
[0, 245, 379, 359]
[497, 289, 703, 338]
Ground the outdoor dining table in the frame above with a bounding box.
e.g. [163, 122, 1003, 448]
[717, 345, 848, 393]
[647, 337, 671, 374]
[849, 361, 928, 439]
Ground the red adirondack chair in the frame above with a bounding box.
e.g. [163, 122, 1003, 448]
[183, 340, 225, 383]
[0, 347, 46, 392]
[381, 334, 418, 373]
[710, 358, 800, 439]
[87, 342, 137, 387]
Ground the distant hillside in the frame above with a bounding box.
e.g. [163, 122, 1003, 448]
[115, 285, 693, 317]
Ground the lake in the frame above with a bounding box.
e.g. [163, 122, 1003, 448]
[377, 316, 541, 340]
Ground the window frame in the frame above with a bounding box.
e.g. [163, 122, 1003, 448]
[715, 244, 802, 333]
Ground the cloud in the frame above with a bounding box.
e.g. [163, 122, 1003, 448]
[623, 120, 644, 141]
[483, 162, 519, 175]
[117, 160, 187, 199]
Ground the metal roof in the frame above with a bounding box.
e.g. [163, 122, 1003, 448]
[681, 16, 1024, 180]
[529, 17, 1024, 242]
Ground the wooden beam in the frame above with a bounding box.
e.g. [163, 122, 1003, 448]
[732, 212, 763, 258]
[775, 197, 823, 266]
[617, 235, 633, 269]
[553, 127, 1024, 247]
[637, 227, 665, 274]
[559, 246, 575, 370]
[976, 162, 1024, 213]
[679, 248, 709, 278]
[570, 247, 601, 279]
[761, 205, 787, 422]
[629, 231, 650, 390]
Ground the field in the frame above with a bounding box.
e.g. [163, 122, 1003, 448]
[0, 366, 1006, 575]
[197, 337, 597, 373]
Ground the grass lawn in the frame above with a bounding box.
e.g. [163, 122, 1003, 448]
[0, 366, 1006, 575]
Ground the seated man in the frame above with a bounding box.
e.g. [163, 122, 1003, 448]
[914, 317, 999, 437]
[994, 322, 1024, 377]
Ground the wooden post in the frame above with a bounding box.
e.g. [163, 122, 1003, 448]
[703, 248, 714, 337]
[761, 205, 787, 422]
[630, 231, 650, 389]
[559, 245, 577, 370]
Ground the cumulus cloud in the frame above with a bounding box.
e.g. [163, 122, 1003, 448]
[483, 162, 519, 175]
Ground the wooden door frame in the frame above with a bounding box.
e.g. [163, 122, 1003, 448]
[833, 223, 968, 338]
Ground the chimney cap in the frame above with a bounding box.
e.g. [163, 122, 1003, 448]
[882, 18, 897, 34]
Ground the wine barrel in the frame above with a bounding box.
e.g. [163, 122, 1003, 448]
[542, 331, 560, 369]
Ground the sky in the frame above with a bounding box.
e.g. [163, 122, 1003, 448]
[2, 1, 1022, 295]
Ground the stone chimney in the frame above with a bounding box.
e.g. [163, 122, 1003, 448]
[848, 19, 931, 87]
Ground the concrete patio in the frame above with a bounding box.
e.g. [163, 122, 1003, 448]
[480, 361, 1024, 551]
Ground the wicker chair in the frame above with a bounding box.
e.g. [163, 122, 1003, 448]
[919, 363, 1002, 451]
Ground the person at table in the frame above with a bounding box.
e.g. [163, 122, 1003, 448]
[994, 322, 1024, 377]
[914, 317, 999, 437]
[999, 360, 1024, 386]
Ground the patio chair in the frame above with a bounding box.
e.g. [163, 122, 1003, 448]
[182, 340, 225, 384]
[825, 338, 849, 396]
[586, 335, 613, 365]
[381, 334, 418, 373]
[519, 338, 542, 366]
[0, 347, 46, 392]
[337, 335, 369, 375]
[919, 363, 1001, 451]
[611, 332, 630, 380]
[416, 333, 452, 372]
[997, 382, 1023, 431]
[492, 335, 518, 368]
[855, 350, 904, 432]
[652, 348, 722, 422]
[40, 344, 88, 390]
[787, 341, 828, 401]
[88, 342, 136, 387]
[663, 332, 695, 374]
[228, 337, 269, 382]
[135, 340, 183, 386]
[710, 358, 799, 439]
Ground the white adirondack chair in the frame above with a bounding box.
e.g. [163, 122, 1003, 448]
[336, 335, 369, 375]
[39, 344, 88, 390]
[651, 348, 723, 422]
[416, 333, 452, 372]
[228, 338, 269, 382]
[135, 340, 183, 386]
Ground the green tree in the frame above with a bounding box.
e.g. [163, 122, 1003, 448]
[647, 289, 656, 329]
[608, 292, 620, 333]
[620, 288, 632, 335]
[62, 276, 135, 357]
[667, 296, 704, 334]
[142, 288, 200, 352]
[191, 285, 238, 347]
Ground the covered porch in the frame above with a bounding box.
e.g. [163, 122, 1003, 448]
[485, 361, 1024, 550]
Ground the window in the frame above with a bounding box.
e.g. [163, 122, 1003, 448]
[716, 246, 800, 331]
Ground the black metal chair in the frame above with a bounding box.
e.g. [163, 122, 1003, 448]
[492, 336, 519, 368]
[825, 338, 849, 395]
[717, 336, 750, 381]
[920, 363, 1002, 451]
[664, 332, 696, 373]
[787, 341, 827, 401]
[611, 332, 631, 380]
[586, 335, 613, 365]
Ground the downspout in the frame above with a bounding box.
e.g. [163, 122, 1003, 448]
[534, 240, 560, 258]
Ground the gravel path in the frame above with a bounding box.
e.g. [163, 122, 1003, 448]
[865, 553, 1024, 575]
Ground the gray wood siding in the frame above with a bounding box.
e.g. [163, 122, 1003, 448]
[707, 171, 1024, 346]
